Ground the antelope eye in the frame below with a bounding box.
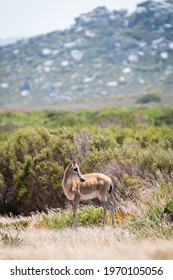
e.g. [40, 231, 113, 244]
[73, 167, 78, 172]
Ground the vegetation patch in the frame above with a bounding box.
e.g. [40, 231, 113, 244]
[136, 94, 161, 104]
[0, 105, 172, 246]
[42, 206, 103, 230]
[0, 107, 173, 217]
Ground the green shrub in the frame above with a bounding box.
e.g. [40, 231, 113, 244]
[0, 114, 173, 216]
[128, 203, 173, 239]
[1, 107, 173, 141]
[43, 206, 103, 229]
[43, 209, 73, 229]
[163, 201, 173, 214]
[137, 94, 161, 104]
[0, 227, 25, 246]
[0, 126, 76, 215]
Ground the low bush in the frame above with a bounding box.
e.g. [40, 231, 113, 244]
[1, 106, 173, 142]
[0, 113, 172, 216]
[136, 94, 161, 104]
[43, 206, 103, 229]
[0, 127, 76, 215]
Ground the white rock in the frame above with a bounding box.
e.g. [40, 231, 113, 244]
[83, 77, 93, 83]
[56, 82, 63, 87]
[158, 27, 164, 34]
[136, 7, 147, 14]
[42, 48, 52, 56]
[83, 73, 99, 83]
[115, 42, 120, 48]
[168, 42, 173, 50]
[64, 41, 77, 49]
[138, 41, 147, 48]
[80, 15, 93, 23]
[109, 14, 116, 20]
[71, 85, 78, 91]
[122, 67, 132, 74]
[138, 79, 145, 84]
[124, 19, 129, 27]
[44, 60, 54, 66]
[71, 73, 79, 80]
[101, 91, 108, 96]
[13, 49, 19, 55]
[107, 81, 118, 87]
[137, 51, 144, 56]
[160, 52, 169, 59]
[128, 54, 138, 62]
[123, 60, 128, 65]
[85, 30, 95, 38]
[152, 44, 158, 50]
[70, 50, 84, 61]
[75, 27, 83, 32]
[164, 24, 172, 29]
[36, 65, 43, 73]
[39, 77, 44, 82]
[21, 90, 29, 97]
[34, 78, 40, 84]
[159, 76, 165, 81]
[52, 50, 59, 55]
[0, 83, 9, 89]
[164, 66, 172, 76]
[152, 37, 165, 46]
[119, 76, 126, 83]
[61, 60, 69, 67]
[44, 66, 51, 72]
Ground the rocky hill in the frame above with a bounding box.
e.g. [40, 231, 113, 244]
[0, 0, 173, 109]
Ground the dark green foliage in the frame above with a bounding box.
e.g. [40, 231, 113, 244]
[128, 197, 173, 239]
[43, 206, 103, 229]
[0, 106, 173, 216]
[0, 127, 76, 215]
[136, 94, 161, 104]
[1, 106, 173, 142]
[163, 201, 173, 214]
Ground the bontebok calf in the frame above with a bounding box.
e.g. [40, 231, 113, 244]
[62, 162, 115, 229]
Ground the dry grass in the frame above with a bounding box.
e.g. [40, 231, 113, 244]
[0, 183, 173, 260]
[0, 215, 173, 260]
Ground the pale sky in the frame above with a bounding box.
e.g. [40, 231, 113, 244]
[0, 0, 160, 38]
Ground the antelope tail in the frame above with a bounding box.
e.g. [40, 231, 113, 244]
[109, 182, 113, 194]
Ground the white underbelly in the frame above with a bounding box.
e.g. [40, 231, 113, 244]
[81, 191, 97, 200]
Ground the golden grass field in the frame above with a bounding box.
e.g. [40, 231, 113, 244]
[0, 214, 173, 260]
[0, 185, 173, 260]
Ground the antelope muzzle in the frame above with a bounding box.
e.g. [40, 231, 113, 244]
[77, 170, 85, 182]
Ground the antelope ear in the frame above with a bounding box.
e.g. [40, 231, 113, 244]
[67, 163, 73, 170]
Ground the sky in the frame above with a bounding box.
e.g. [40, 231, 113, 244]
[0, 0, 159, 39]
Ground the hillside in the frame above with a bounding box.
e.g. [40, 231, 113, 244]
[0, 0, 173, 109]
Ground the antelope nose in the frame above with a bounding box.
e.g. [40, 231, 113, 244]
[80, 177, 85, 182]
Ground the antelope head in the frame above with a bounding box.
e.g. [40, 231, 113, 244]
[69, 162, 85, 182]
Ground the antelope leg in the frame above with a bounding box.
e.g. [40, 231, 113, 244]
[72, 193, 80, 230]
[104, 197, 113, 209]
[102, 199, 108, 226]
[104, 197, 115, 227]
